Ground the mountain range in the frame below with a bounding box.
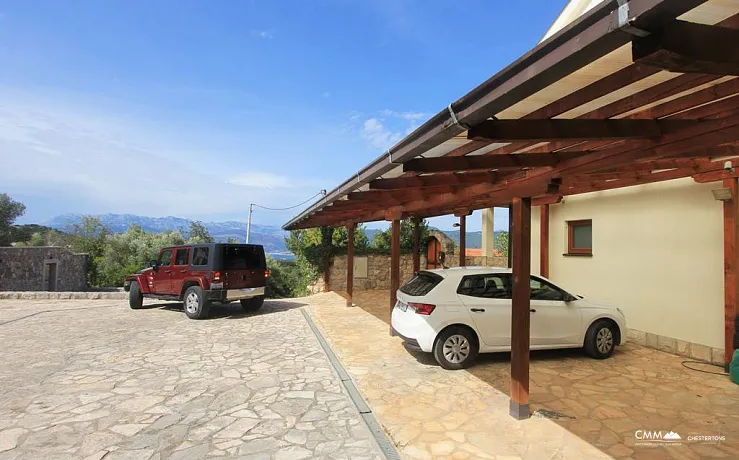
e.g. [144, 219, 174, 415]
[42, 214, 506, 257]
[44, 214, 292, 258]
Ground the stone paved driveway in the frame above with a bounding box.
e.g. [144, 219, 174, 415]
[319, 291, 739, 460]
[0, 298, 383, 460]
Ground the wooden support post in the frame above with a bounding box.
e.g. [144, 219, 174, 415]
[320, 227, 334, 292]
[459, 215, 467, 267]
[412, 218, 421, 274]
[540, 205, 550, 278]
[346, 223, 355, 308]
[510, 197, 531, 420]
[724, 179, 738, 372]
[390, 219, 401, 312]
[507, 204, 513, 268]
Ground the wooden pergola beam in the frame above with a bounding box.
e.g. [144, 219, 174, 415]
[633, 20, 739, 75]
[596, 157, 706, 174]
[312, 154, 739, 228]
[466, 119, 694, 142]
[404, 151, 586, 173]
[347, 185, 461, 202]
[369, 171, 504, 190]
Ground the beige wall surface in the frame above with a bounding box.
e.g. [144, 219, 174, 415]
[532, 178, 724, 349]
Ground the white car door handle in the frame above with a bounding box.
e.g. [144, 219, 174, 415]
[470, 308, 485, 313]
[530, 308, 537, 313]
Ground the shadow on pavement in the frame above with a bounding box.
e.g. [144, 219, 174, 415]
[138, 299, 307, 320]
[344, 289, 739, 458]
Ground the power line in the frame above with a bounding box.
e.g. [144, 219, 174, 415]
[251, 190, 326, 211]
[246, 189, 326, 243]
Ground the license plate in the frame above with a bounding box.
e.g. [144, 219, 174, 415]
[210, 282, 224, 290]
[397, 301, 407, 312]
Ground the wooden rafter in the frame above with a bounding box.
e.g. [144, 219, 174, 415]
[369, 171, 506, 190]
[404, 151, 587, 173]
[628, 77, 739, 120]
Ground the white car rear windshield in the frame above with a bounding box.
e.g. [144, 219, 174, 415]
[400, 271, 443, 296]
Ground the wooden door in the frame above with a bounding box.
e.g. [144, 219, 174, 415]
[427, 237, 441, 269]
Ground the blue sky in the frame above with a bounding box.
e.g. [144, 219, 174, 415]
[0, 0, 565, 231]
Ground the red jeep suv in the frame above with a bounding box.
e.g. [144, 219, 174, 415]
[124, 243, 269, 319]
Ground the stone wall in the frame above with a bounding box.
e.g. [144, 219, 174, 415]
[0, 247, 88, 291]
[324, 253, 509, 292]
[450, 256, 509, 268]
[328, 254, 426, 292]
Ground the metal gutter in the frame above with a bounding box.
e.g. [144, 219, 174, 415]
[283, 0, 706, 230]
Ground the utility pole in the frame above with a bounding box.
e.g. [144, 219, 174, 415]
[245, 189, 325, 244]
[246, 203, 253, 244]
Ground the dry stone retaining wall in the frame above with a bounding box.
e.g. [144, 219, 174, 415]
[323, 253, 508, 292]
[0, 247, 88, 292]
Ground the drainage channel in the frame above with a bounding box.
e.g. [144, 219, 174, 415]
[300, 308, 400, 460]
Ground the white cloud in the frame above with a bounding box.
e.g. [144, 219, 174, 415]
[379, 109, 429, 121]
[0, 89, 324, 222]
[358, 109, 429, 151]
[250, 30, 274, 39]
[227, 172, 291, 189]
[360, 118, 402, 151]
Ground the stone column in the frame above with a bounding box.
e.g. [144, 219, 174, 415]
[482, 208, 495, 258]
[346, 223, 355, 308]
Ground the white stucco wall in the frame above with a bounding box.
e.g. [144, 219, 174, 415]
[531, 178, 725, 349]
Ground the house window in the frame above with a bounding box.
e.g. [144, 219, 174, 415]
[567, 220, 592, 256]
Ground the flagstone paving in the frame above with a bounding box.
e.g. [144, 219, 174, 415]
[0, 298, 383, 459]
[311, 290, 739, 460]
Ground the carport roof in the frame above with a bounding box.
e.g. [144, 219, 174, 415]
[284, 0, 739, 231]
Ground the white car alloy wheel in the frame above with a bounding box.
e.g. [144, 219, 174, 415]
[432, 326, 479, 370]
[443, 335, 471, 364]
[596, 327, 614, 354]
[185, 292, 199, 314]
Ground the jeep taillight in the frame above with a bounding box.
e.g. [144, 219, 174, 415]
[213, 271, 221, 281]
[265, 269, 270, 278]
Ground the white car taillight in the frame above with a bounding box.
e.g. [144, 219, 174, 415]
[409, 302, 436, 315]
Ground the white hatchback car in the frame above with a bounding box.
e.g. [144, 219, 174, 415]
[391, 267, 627, 370]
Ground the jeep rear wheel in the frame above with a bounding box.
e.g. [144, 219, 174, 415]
[129, 282, 144, 310]
[183, 286, 210, 319]
[240, 296, 264, 312]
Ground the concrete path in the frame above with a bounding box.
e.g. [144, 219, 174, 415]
[0, 298, 383, 459]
